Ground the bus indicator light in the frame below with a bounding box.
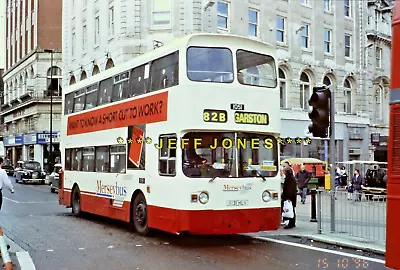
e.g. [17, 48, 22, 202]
[203, 109, 227, 123]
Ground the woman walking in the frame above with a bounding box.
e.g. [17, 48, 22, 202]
[282, 166, 297, 229]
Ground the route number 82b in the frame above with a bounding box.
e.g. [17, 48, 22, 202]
[203, 109, 227, 123]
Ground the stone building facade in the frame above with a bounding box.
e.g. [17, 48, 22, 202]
[62, 0, 393, 163]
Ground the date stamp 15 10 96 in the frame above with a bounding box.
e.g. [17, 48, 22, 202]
[317, 258, 369, 269]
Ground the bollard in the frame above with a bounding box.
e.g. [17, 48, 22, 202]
[0, 227, 13, 270]
[317, 189, 322, 234]
[310, 189, 317, 222]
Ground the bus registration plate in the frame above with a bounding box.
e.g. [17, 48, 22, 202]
[226, 200, 249, 207]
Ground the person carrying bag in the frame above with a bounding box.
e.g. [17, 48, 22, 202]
[281, 166, 297, 229]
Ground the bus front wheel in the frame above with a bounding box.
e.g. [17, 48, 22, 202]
[132, 193, 150, 236]
[72, 186, 82, 216]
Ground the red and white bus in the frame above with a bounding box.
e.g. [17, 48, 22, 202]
[58, 33, 281, 235]
[387, 1, 400, 269]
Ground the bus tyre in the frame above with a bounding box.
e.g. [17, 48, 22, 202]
[72, 186, 82, 216]
[133, 193, 150, 236]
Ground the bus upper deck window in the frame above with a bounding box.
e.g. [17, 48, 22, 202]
[187, 47, 233, 83]
[236, 50, 277, 88]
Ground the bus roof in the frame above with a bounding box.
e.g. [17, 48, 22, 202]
[336, 161, 388, 165]
[280, 158, 324, 165]
[64, 33, 275, 95]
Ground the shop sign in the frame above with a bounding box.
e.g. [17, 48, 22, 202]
[36, 132, 60, 144]
[23, 133, 37, 145]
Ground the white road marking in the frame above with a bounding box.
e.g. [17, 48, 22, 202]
[3, 197, 57, 204]
[46, 250, 53, 252]
[254, 236, 385, 264]
[16, 251, 36, 270]
[136, 244, 142, 247]
[79, 248, 85, 250]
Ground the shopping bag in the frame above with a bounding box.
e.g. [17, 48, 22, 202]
[282, 200, 294, 219]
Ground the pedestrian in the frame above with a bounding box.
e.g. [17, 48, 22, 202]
[281, 166, 297, 229]
[0, 157, 14, 253]
[295, 164, 310, 204]
[351, 169, 365, 201]
[334, 166, 341, 200]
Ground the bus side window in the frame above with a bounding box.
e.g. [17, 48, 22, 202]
[64, 93, 74, 115]
[85, 84, 98, 110]
[129, 65, 148, 97]
[158, 135, 176, 176]
[73, 89, 86, 112]
[112, 71, 130, 102]
[98, 77, 113, 106]
[71, 148, 82, 171]
[95, 146, 110, 172]
[65, 149, 72, 170]
[110, 145, 126, 173]
[82, 147, 95, 172]
[150, 51, 179, 92]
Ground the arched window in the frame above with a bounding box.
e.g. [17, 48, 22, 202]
[47, 66, 62, 96]
[69, 76, 76, 85]
[81, 70, 87, 80]
[323, 76, 331, 87]
[300, 72, 311, 109]
[343, 78, 352, 114]
[24, 71, 28, 95]
[19, 74, 23, 98]
[279, 68, 286, 108]
[105, 59, 114, 70]
[375, 85, 384, 120]
[92, 65, 100, 75]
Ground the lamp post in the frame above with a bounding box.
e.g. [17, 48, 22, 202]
[44, 49, 54, 171]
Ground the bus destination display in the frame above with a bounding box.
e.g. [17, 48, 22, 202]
[203, 109, 227, 123]
[234, 111, 269, 125]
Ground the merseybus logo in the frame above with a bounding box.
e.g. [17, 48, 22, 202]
[223, 184, 252, 192]
[96, 181, 127, 198]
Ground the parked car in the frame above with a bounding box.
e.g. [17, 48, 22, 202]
[49, 163, 62, 193]
[2, 160, 14, 176]
[13, 161, 24, 177]
[15, 161, 47, 184]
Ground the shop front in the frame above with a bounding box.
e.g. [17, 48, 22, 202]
[3, 135, 24, 166]
[4, 132, 60, 170]
[371, 133, 388, 162]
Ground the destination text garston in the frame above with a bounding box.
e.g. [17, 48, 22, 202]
[68, 101, 164, 130]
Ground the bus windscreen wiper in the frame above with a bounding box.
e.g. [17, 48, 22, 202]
[248, 165, 267, 182]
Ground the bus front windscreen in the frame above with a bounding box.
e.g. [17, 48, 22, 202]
[182, 132, 278, 178]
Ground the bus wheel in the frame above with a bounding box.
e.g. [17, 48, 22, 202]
[133, 193, 150, 236]
[72, 186, 82, 216]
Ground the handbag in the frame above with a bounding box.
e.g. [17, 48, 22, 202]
[282, 200, 294, 219]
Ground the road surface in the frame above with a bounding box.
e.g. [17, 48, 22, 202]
[0, 178, 389, 270]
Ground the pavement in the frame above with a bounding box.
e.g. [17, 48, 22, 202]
[0, 177, 391, 269]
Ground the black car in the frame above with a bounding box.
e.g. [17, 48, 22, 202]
[363, 168, 387, 200]
[2, 161, 14, 176]
[15, 161, 47, 184]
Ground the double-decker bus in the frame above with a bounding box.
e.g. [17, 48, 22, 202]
[387, 1, 400, 269]
[59, 33, 281, 236]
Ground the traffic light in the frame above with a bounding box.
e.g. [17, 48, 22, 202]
[308, 86, 331, 138]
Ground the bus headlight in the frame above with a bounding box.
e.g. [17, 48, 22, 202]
[199, 192, 209, 204]
[262, 190, 271, 202]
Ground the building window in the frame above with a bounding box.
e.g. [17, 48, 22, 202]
[324, 29, 331, 53]
[152, 0, 171, 27]
[94, 16, 100, 45]
[323, 76, 331, 88]
[300, 72, 311, 110]
[248, 9, 258, 37]
[324, 0, 332, 11]
[82, 24, 87, 51]
[301, 23, 310, 48]
[276, 16, 285, 43]
[279, 68, 286, 108]
[46, 66, 62, 96]
[217, 1, 229, 30]
[158, 135, 177, 176]
[108, 6, 114, 37]
[344, 0, 351, 17]
[376, 47, 382, 68]
[375, 86, 383, 120]
[344, 78, 352, 114]
[72, 30, 76, 57]
[344, 34, 351, 57]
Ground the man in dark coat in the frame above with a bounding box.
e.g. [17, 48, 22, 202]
[282, 166, 297, 229]
[296, 164, 310, 204]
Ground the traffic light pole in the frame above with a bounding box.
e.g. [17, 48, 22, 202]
[329, 89, 336, 233]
